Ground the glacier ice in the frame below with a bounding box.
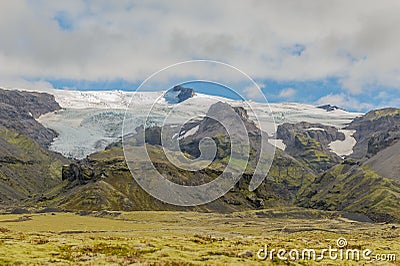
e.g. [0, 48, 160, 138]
[37, 89, 362, 159]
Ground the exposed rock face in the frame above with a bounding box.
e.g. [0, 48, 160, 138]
[129, 101, 265, 153]
[0, 89, 60, 118]
[317, 104, 344, 112]
[0, 89, 61, 147]
[277, 122, 345, 172]
[179, 102, 266, 160]
[164, 85, 195, 103]
[346, 108, 400, 159]
[187, 102, 261, 140]
[130, 101, 267, 160]
[277, 122, 344, 148]
[62, 162, 95, 184]
[203, 102, 261, 137]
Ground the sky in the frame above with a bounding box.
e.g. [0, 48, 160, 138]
[1, 1, 400, 111]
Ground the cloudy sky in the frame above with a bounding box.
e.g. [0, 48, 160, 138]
[1, 0, 400, 111]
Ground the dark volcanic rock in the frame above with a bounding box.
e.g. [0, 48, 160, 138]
[62, 161, 96, 184]
[317, 104, 344, 112]
[277, 122, 345, 148]
[10, 207, 31, 214]
[164, 85, 195, 103]
[192, 102, 261, 139]
[277, 122, 345, 172]
[0, 89, 61, 147]
[0, 89, 60, 118]
[174, 102, 267, 160]
[346, 108, 400, 159]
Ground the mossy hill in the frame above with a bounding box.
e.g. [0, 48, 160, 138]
[0, 89, 70, 207]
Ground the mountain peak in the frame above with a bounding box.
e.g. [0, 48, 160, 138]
[164, 85, 195, 103]
[317, 104, 345, 112]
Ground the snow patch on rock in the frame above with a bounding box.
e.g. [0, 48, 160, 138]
[329, 129, 357, 157]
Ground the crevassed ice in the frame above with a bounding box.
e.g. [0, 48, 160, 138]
[37, 89, 361, 159]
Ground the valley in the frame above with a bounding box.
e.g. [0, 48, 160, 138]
[0, 208, 398, 265]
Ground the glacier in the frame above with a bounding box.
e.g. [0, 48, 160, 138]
[37, 89, 362, 159]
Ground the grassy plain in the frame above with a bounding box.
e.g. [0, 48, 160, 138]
[0, 208, 398, 265]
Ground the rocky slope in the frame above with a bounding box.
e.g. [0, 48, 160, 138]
[0, 89, 69, 206]
[296, 108, 400, 222]
[0, 127, 68, 205]
[277, 122, 345, 172]
[366, 140, 400, 181]
[0, 88, 60, 147]
[346, 108, 400, 159]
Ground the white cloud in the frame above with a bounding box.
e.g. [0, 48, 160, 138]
[377, 91, 389, 99]
[243, 83, 265, 100]
[0, 0, 400, 97]
[316, 93, 373, 111]
[0, 75, 55, 92]
[278, 88, 296, 99]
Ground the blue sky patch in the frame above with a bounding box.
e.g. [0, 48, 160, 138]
[54, 11, 73, 31]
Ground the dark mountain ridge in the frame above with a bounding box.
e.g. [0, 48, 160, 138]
[0, 88, 61, 147]
[346, 108, 400, 159]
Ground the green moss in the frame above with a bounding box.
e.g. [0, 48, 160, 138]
[298, 163, 400, 222]
[366, 108, 400, 121]
[0, 127, 68, 203]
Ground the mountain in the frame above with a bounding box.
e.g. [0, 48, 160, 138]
[296, 108, 400, 222]
[53, 101, 400, 222]
[346, 108, 400, 159]
[164, 85, 195, 103]
[317, 104, 344, 112]
[0, 89, 69, 206]
[49, 145, 315, 212]
[51, 101, 315, 212]
[1, 87, 399, 223]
